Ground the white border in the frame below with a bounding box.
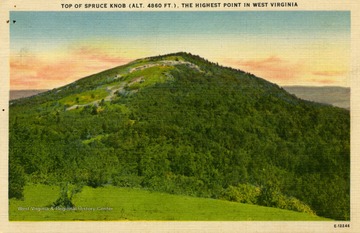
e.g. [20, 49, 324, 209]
[1, 0, 359, 232]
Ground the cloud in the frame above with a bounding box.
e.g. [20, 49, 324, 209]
[224, 56, 303, 85]
[71, 46, 131, 65]
[10, 46, 132, 90]
[10, 56, 82, 89]
[312, 70, 347, 77]
[308, 78, 337, 85]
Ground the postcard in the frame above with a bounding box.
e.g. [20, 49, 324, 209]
[0, 0, 358, 232]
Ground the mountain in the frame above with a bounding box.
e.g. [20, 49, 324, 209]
[9, 90, 48, 101]
[283, 86, 350, 110]
[9, 52, 350, 220]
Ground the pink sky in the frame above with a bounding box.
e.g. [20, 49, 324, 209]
[10, 46, 350, 90]
[10, 11, 350, 90]
[10, 46, 132, 90]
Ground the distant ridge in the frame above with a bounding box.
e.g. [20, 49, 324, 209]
[283, 86, 350, 110]
[10, 89, 48, 100]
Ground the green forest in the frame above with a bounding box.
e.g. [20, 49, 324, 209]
[9, 52, 350, 220]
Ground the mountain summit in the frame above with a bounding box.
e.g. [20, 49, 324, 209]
[9, 52, 350, 220]
[11, 52, 300, 109]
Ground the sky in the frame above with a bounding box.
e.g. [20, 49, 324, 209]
[10, 11, 350, 90]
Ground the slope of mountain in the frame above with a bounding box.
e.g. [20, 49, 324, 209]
[10, 85, 350, 109]
[9, 52, 350, 220]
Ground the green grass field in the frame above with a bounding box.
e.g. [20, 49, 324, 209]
[59, 89, 109, 106]
[9, 184, 330, 221]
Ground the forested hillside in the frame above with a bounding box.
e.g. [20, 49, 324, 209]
[9, 52, 350, 220]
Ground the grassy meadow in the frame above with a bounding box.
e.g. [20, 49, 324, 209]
[9, 184, 330, 221]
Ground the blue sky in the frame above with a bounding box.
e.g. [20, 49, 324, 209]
[10, 11, 350, 42]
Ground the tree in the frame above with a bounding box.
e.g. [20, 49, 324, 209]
[9, 158, 26, 199]
[52, 182, 83, 208]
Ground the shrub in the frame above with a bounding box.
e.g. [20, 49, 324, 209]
[221, 184, 260, 204]
[221, 184, 314, 215]
[112, 174, 143, 188]
[284, 197, 315, 215]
